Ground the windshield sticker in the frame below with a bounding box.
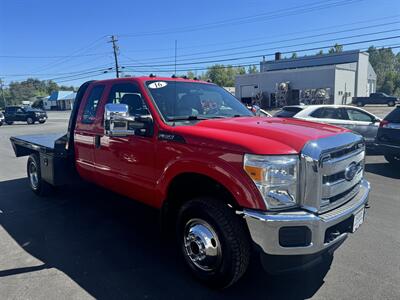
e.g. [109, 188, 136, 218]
[148, 81, 167, 89]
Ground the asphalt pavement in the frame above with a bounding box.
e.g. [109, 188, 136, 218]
[0, 109, 399, 299]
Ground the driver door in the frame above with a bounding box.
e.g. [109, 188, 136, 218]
[92, 81, 157, 206]
[16, 108, 27, 121]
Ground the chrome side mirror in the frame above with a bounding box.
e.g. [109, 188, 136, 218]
[104, 103, 153, 137]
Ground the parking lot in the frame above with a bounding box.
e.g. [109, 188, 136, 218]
[0, 107, 399, 299]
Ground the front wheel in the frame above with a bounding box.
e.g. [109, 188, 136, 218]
[384, 154, 400, 166]
[39, 120, 46, 124]
[388, 100, 395, 107]
[177, 197, 251, 288]
[356, 101, 364, 107]
[27, 117, 35, 125]
[27, 153, 52, 196]
[6, 121, 13, 125]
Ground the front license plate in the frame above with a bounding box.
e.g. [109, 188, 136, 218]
[352, 208, 365, 233]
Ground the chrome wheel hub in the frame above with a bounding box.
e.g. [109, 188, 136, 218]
[183, 219, 222, 271]
[29, 161, 39, 189]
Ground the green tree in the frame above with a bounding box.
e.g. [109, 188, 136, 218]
[368, 46, 399, 95]
[316, 50, 324, 55]
[186, 71, 196, 79]
[291, 52, 298, 59]
[247, 65, 258, 74]
[328, 43, 343, 53]
[0, 78, 76, 106]
[205, 64, 246, 86]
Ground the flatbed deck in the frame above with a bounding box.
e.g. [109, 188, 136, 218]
[10, 133, 67, 157]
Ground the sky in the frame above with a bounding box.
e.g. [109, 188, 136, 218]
[0, 0, 400, 87]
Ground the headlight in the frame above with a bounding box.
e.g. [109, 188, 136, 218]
[244, 154, 299, 210]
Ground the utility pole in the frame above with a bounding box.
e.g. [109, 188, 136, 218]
[109, 35, 120, 78]
[0, 78, 7, 108]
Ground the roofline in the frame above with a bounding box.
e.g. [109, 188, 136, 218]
[84, 76, 212, 85]
[262, 50, 367, 65]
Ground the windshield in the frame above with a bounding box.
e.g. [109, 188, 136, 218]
[146, 80, 253, 122]
[274, 107, 303, 118]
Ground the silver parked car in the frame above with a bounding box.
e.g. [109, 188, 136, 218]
[292, 105, 381, 146]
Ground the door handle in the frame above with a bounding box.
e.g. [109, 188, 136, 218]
[95, 135, 101, 148]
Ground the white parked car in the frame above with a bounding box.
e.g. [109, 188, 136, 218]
[290, 105, 381, 146]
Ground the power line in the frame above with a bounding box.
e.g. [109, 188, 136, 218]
[121, 35, 400, 68]
[128, 14, 400, 53]
[0, 64, 114, 77]
[29, 36, 108, 74]
[122, 44, 400, 74]
[41, 68, 113, 82]
[54, 72, 111, 84]
[119, 0, 363, 37]
[0, 52, 110, 59]
[120, 53, 163, 74]
[8, 43, 400, 85]
[129, 21, 400, 64]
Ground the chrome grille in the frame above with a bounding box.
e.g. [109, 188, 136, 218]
[300, 132, 365, 213]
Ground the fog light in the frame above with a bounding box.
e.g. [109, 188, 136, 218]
[279, 226, 311, 247]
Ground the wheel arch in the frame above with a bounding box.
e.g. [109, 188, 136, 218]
[159, 168, 262, 235]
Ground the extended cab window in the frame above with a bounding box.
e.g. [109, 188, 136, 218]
[107, 83, 149, 116]
[82, 85, 105, 124]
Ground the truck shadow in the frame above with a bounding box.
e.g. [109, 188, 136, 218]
[365, 161, 400, 179]
[0, 178, 332, 300]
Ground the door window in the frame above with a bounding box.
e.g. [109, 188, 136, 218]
[311, 107, 345, 119]
[345, 109, 374, 122]
[81, 85, 105, 124]
[107, 82, 149, 116]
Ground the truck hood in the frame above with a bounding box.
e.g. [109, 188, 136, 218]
[173, 117, 348, 155]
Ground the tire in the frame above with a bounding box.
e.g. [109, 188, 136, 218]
[0, 121, 2, 126]
[27, 117, 35, 125]
[39, 120, 46, 124]
[6, 121, 13, 125]
[388, 101, 395, 107]
[177, 197, 251, 288]
[356, 101, 364, 107]
[384, 154, 400, 166]
[27, 153, 52, 196]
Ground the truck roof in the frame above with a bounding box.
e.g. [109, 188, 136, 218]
[87, 76, 212, 85]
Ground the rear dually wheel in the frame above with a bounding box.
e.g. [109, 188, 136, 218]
[27, 153, 52, 196]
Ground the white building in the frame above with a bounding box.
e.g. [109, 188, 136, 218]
[235, 50, 377, 107]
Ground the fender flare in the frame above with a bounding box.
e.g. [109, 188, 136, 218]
[156, 157, 265, 210]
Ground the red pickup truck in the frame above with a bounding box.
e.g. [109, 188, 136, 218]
[11, 77, 370, 288]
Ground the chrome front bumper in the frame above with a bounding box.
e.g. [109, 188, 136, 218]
[243, 179, 370, 256]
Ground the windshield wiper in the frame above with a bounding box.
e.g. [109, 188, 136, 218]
[167, 115, 209, 121]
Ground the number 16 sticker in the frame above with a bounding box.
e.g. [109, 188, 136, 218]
[148, 81, 167, 89]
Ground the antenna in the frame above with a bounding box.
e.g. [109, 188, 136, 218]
[174, 40, 177, 76]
